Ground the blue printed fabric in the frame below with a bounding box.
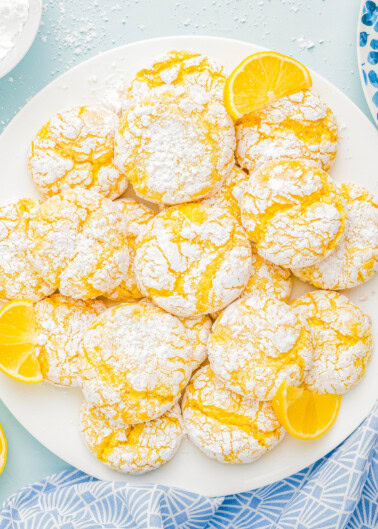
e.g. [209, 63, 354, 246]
[0, 403, 377, 529]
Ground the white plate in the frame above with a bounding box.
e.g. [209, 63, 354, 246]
[0, 0, 42, 79]
[0, 36, 377, 497]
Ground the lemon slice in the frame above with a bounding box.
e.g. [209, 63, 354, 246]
[224, 51, 312, 119]
[272, 380, 341, 440]
[0, 299, 42, 383]
[0, 423, 7, 474]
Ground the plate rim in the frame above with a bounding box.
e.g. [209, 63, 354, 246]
[0, 35, 377, 496]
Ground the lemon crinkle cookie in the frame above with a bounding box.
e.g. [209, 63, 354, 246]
[208, 294, 313, 401]
[80, 402, 183, 474]
[115, 83, 235, 205]
[180, 314, 212, 370]
[128, 50, 226, 101]
[210, 246, 292, 320]
[0, 199, 54, 302]
[35, 294, 105, 387]
[292, 290, 373, 394]
[182, 365, 285, 463]
[139, 298, 212, 369]
[29, 105, 128, 199]
[80, 301, 193, 425]
[201, 165, 250, 223]
[292, 183, 378, 290]
[243, 246, 292, 303]
[241, 158, 346, 268]
[134, 203, 253, 317]
[236, 89, 338, 173]
[28, 189, 129, 300]
[106, 199, 155, 302]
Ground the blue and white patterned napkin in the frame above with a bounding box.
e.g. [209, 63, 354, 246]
[1, 403, 377, 529]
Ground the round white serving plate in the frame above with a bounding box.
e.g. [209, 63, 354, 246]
[0, 0, 42, 79]
[0, 36, 377, 497]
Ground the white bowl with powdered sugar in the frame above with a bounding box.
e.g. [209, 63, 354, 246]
[0, 0, 42, 79]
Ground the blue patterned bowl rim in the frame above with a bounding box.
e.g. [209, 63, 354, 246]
[357, 0, 378, 126]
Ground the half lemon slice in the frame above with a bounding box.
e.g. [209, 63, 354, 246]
[272, 380, 341, 440]
[224, 51, 312, 119]
[0, 299, 41, 383]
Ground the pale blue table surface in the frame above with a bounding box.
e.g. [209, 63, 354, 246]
[0, 0, 374, 506]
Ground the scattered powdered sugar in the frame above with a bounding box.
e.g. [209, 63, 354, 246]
[115, 83, 235, 205]
[134, 203, 253, 317]
[280, 0, 303, 12]
[0, 0, 29, 61]
[292, 290, 373, 394]
[80, 401, 183, 474]
[29, 105, 128, 199]
[294, 35, 316, 51]
[208, 294, 313, 401]
[35, 294, 106, 387]
[241, 159, 346, 268]
[28, 189, 129, 300]
[292, 183, 378, 290]
[236, 90, 338, 173]
[182, 365, 285, 463]
[0, 199, 54, 302]
[80, 301, 193, 425]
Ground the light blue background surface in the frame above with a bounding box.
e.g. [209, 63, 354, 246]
[0, 0, 373, 506]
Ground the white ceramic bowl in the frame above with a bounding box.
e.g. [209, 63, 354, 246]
[0, 0, 42, 79]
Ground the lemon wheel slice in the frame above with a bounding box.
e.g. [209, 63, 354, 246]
[0, 299, 42, 384]
[272, 381, 341, 440]
[0, 423, 7, 474]
[224, 51, 312, 119]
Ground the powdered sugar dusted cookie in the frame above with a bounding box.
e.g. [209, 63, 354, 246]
[292, 183, 378, 290]
[236, 90, 337, 173]
[80, 402, 183, 474]
[210, 245, 292, 320]
[35, 294, 105, 386]
[241, 158, 346, 268]
[243, 245, 292, 302]
[29, 106, 128, 199]
[139, 298, 211, 370]
[28, 189, 129, 300]
[182, 365, 285, 463]
[292, 290, 373, 395]
[128, 50, 226, 101]
[208, 294, 313, 401]
[115, 83, 235, 205]
[181, 314, 212, 370]
[201, 165, 250, 223]
[0, 199, 54, 302]
[134, 203, 253, 317]
[106, 199, 155, 302]
[80, 301, 193, 425]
